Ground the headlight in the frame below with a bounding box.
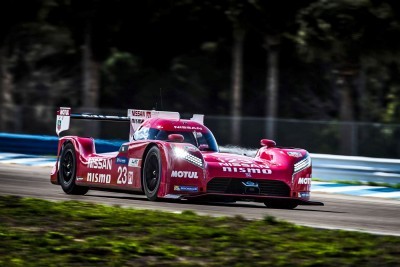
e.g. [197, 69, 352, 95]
[294, 156, 311, 174]
[173, 147, 203, 168]
[174, 147, 189, 159]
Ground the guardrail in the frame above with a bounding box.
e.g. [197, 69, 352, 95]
[310, 154, 400, 185]
[1, 133, 399, 185]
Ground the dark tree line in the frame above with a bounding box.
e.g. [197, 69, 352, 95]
[1, 0, 400, 133]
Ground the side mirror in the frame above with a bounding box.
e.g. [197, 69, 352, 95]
[260, 139, 276, 148]
[168, 134, 184, 142]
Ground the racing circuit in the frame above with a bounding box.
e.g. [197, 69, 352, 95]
[1, 163, 399, 237]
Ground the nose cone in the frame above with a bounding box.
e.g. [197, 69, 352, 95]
[203, 152, 268, 166]
[203, 152, 270, 177]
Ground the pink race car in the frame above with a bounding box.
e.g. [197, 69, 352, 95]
[51, 107, 323, 209]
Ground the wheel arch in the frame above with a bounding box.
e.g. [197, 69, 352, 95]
[58, 141, 89, 195]
[55, 137, 95, 183]
[52, 139, 74, 185]
[56, 140, 77, 185]
[140, 142, 169, 194]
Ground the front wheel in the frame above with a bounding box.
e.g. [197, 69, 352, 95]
[142, 146, 162, 201]
[59, 143, 89, 195]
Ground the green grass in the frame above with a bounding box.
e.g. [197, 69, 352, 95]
[312, 178, 400, 189]
[0, 196, 399, 266]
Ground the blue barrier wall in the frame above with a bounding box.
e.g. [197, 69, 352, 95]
[1, 132, 400, 184]
[0, 133, 123, 155]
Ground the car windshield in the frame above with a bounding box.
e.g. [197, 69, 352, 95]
[147, 128, 219, 152]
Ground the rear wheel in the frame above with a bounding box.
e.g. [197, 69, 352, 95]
[59, 143, 89, 195]
[264, 201, 298, 209]
[143, 146, 162, 201]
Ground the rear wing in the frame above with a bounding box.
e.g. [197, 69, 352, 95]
[56, 107, 204, 141]
[56, 107, 129, 136]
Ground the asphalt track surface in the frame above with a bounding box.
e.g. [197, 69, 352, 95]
[1, 164, 399, 236]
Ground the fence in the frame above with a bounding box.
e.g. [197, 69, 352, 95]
[1, 105, 399, 158]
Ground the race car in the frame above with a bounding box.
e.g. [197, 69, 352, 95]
[50, 107, 323, 209]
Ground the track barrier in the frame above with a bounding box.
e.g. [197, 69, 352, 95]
[1, 132, 399, 184]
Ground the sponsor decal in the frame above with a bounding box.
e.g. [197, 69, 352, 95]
[298, 192, 310, 198]
[128, 171, 133, 185]
[116, 156, 128, 165]
[287, 151, 302, 158]
[298, 178, 311, 184]
[119, 145, 128, 153]
[242, 181, 258, 187]
[59, 108, 70, 116]
[87, 172, 111, 184]
[217, 158, 272, 174]
[76, 177, 84, 181]
[218, 161, 270, 169]
[174, 125, 203, 131]
[171, 170, 199, 179]
[242, 181, 260, 194]
[217, 158, 258, 164]
[117, 166, 128, 184]
[128, 158, 140, 167]
[88, 158, 112, 170]
[56, 120, 61, 131]
[131, 118, 145, 125]
[222, 166, 272, 175]
[174, 185, 199, 192]
[130, 110, 152, 118]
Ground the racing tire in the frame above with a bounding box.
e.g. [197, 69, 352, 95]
[143, 146, 162, 201]
[59, 143, 89, 195]
[264, 201, 298, 210]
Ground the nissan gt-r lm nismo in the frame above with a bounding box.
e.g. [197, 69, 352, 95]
[50, 107, 323, 209]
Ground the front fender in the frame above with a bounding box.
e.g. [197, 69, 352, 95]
[156, 142, 206, 198]
[137, 141, 171, 197]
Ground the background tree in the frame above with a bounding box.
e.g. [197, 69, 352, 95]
[222, 0, 255, 144]
[0, 0, 43, 130]
[297, 0, 400, 154]
[249, 0, 315, 139]
[2, 0, 400, 156]
[0, 0, 75, 131]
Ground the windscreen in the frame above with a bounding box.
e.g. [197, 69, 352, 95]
[140, 128, 219, 152]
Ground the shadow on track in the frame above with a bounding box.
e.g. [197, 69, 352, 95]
[84, 191, 344, 214]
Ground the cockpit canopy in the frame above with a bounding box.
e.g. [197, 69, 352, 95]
[133, 118, 218, 152]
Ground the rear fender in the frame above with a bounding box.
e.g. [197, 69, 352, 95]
[50, 136, 96, 185]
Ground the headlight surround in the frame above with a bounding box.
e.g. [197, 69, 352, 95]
[293, 156, 311, 174]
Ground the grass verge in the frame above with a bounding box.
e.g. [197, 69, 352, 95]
[0, 195, 399, 266]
